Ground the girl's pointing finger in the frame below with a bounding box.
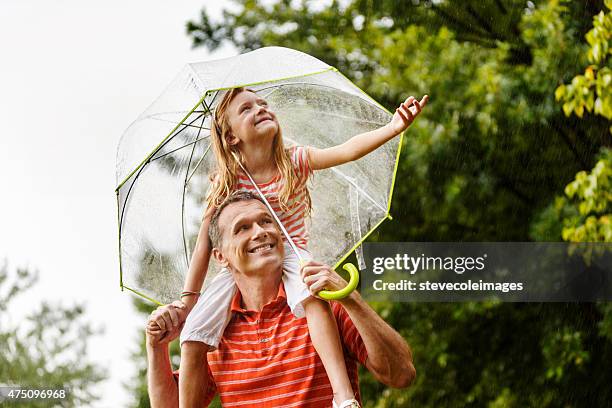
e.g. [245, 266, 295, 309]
[420, 95, 429, 107]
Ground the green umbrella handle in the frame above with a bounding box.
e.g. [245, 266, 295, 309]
[318, 263, 360, 300]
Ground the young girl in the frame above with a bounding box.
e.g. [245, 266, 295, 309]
[154, 87, 427, 407]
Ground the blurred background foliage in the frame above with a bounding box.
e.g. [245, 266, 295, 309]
[128, 0, 612, 406]
[0, 263, 106, 407]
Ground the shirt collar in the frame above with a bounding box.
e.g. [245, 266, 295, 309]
[230, 283, 287, 315]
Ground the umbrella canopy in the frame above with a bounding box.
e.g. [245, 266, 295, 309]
[115, 47, 402, 305]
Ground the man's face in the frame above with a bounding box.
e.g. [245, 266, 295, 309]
[213, 199, 284, 276]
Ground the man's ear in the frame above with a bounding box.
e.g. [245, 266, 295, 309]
[212, 247, 229, 268]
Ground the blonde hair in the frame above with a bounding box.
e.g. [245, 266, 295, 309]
[207, 87, 312, 217]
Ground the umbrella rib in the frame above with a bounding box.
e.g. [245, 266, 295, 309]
[185, 94, 216, 182]
[184, 91, 218, 183]
[287, 109, 385, 126]
[148, 95, 212, 143]
[148, 112, 205, 161]
[201, 91, 216, 119]
[181, 94, 217, 266]
[181, 112, 207, 267]
[148, 116, 211, 131]
[150, 136, 209, 162]
[185, 143, 212, 185]
[329, 167, 387, 214]
[252, 81, 377, 112]
[140, 109, 210, 120]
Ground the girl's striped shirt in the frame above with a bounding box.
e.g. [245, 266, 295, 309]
[234, 146, 311, 250]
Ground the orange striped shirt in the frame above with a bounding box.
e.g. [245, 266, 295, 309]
[197, 284, 368, 407]
[234, 146, 311, 250]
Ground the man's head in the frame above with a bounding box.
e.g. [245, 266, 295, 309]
[209, 191, 285, 276]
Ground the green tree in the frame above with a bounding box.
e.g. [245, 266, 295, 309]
[532, 0, 612, 367]
[0, 263, 106, 407]
[556, 0, 612, 122]
[553, 149, 611, 243]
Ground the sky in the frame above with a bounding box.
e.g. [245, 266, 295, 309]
[0, 1, 235, 406]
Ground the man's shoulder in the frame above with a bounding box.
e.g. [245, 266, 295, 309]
[330, 301, 345, 316]
[329, 302, 352, 333]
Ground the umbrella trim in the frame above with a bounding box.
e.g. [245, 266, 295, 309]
[333, 214, 391, 270]
[115, 68, 337, 192]
[117, 161, 149, 299]
[117, 189, 124, 292]
[117, 160, 150, 295]
[122, 284, 164, 306]
[388, 130, 405, 214]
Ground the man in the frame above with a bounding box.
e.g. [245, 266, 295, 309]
[146, 191, 415, 407]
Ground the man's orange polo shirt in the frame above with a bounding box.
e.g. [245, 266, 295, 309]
[198, 284, 369, 407]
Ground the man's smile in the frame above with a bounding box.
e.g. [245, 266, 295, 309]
[248, 242, 276, 254]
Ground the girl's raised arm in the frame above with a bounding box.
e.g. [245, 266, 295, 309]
[308, 95, 428, 170]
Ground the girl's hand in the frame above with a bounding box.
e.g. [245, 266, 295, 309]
[389, 95, 429, 135]
[146, 300, 187, 346]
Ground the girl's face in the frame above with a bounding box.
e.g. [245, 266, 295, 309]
[226, 90, 279, 147]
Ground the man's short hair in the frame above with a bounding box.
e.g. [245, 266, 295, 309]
[209, 191, 266, 248]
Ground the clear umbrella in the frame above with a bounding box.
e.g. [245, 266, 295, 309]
[115, 46, 402, 305]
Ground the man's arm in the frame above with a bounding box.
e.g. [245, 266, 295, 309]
[179, 342, 211, 408]
[301, 261, 416, 388]
[146, 303, 216, 407]
[146, 341, 179, 408]
[146, 303, 185, 408]
[339, 291, 416, 388]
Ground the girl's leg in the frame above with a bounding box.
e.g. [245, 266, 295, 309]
[282, 244, 357, 406]
[302, 297, 356, 404]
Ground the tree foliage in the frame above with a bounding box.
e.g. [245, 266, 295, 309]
[560, 149, 612, 242]
[0, 263, 106, 407]
[556, 0, 612, 121]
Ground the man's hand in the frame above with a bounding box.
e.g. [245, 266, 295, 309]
[389, 95, 429, 135]
[146, 300, 187, 348]
[300, 260, 350, 299]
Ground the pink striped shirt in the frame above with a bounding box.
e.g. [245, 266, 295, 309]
[234, 146, 311, 250]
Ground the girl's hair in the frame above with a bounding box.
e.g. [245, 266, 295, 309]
[207, 87, 312, 217]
